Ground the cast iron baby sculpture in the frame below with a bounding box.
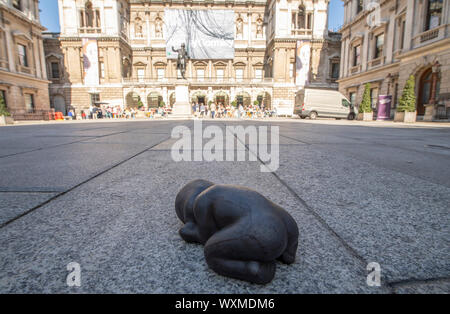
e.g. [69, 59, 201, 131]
[175, 179, 299, 284]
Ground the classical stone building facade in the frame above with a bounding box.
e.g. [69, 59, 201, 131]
[0, 0, 50, 120]
[44, 0, 340, 116]
[339, 0, 450, 120]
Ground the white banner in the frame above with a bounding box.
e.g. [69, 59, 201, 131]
[82, 38, 99, 86]
[165, 9, 235, 60]
[295, 40, 310, 87]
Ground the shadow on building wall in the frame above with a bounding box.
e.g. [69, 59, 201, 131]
[44, 32, 72, 116]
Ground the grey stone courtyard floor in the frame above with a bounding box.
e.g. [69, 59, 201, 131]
[0, 118, 449, 293]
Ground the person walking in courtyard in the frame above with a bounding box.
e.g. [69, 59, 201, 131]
[210, 102, 216, 119]
[200, 103, 205, 118]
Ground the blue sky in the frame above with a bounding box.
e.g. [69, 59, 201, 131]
[39, 0, 344, 33]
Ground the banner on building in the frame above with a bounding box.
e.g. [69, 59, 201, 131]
[165, 9, 235, 60]
[82, 38, 99, 86]
[295, 40, 310, 87]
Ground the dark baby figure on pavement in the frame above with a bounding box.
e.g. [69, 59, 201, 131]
[175, 179, 299, 284]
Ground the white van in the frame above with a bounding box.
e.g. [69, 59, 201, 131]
[294, 88, 356, 120]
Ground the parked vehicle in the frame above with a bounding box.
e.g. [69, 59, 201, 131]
[294, 88, 356, 120]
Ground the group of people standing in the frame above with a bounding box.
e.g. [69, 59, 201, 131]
[68, 105, 138, 120]
[191, 102, 277, 119]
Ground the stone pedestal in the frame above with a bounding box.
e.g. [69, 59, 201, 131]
[172, 80, 191, 118]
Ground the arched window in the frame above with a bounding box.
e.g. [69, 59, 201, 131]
[135, 17, 143, 37]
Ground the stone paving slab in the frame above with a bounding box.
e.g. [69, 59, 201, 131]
[263, 145, 450, 284]
[0, 149, 389, 293]
[392, 280, 450, 294]
[0, 192, 58, 226]
[0, 120, 448, 293]
[0, 135, 168, 190]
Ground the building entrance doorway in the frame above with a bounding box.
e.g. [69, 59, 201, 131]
[418, 68, 440, 116]
[197, 96, 205, 105]
[216, 96, 225, 105]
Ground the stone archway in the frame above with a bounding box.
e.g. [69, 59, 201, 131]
[191, 91, 207, 105]
[417, 67, 440, 116]
[235, 91, 251, 107]
[214, 91, 229, 106]
[147, 92, 163, 108]
[257, 92, 272, 109]
[126, 92, 140, 108]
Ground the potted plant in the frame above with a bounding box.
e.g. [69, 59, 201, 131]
[394, 75, 417, 123]
[253, 100, 260, 107]
[357, 83, 373, 121]
[0, 95, 13, 125]
[231, 100, 237, 107]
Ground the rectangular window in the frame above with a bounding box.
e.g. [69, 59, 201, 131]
[12, 0, 21, 11]
[80, 11, 85, 27]
[90, 93, 100, 105]
[17, 44, 28, 67]
[197, 69, 205, 81]
[306, 14, 312, 30]
[331, 62, 339, 79]
[356, 0, 363, 14]
[425, 0, 443, 30]
[51, 62, 60, 79]
[100, 62, 105, 79]
[137, 68, 145, 82]
[255, 69, 262, 80]
[216, 69, 224, 81]
[236, 68, 244, 82]
[25, 94, 34, 113]
[353, 45, 360, 66]
[370, 88, 379, 109]
[374, 34, 384, 59]
[400, 20, 406, 49]
[289, 63, 294, 78]
[157, 68, 165, 80]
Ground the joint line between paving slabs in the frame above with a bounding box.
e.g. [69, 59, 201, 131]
[0, 135, 173, 229]
[222, 122, 394, 293]
[0, 130, 134, 160]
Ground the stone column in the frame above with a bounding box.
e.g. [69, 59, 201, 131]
[423, 62, 441, 121]
[403, 0, 415, 51]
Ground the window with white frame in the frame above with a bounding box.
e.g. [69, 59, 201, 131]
[196, 69, 205, 81]
[370, 87, 379, 109]
[289, 63, 294, 78]
[235, 68, 244, 82]
[374, 33, 384, 59]
[99, 61, 105, 79]
[353, 45, 361, 66]
[17, 44, 28, 67]
[25, 93, 34, 113]
[425, 0, 443, 31]
[137, 68, 145, 81]
[255, 68, 262, 80]
[157, 68, 165, 80]
[216, 68, 224, 81]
